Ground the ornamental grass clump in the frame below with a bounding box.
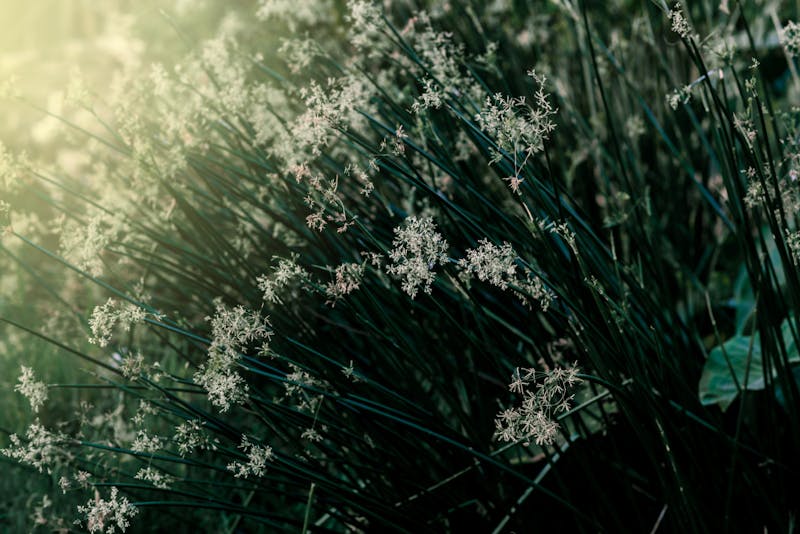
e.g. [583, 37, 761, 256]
[2, 0, 800, 532]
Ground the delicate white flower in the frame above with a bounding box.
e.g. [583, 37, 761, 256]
[301, 427, 323, 442]
[458, 240, 517, 290]
[386, 216, 449, 298]
[15, 366, 48, 413]
[174, 419, 219, 457]
[783, 21, 800, 57]
[494, 365, 581, 446]
[411, 78, 444, 113]
[227, 435, 274, 478]
[75, 470, 92, 487]
[346, 0, 383, 50]
[282, 364, 324, 412]
[669, 4, 692, 39]
[258, 257, 306, 304]
[325, 262, 365, 304]
[194, 367, 249, 412]
[88, 298, 147, 347]
[134, 467, 174, 489]
[131, 430, 163, 454]
[517, 271, 554, 312]
[1, 421, 67, 473]
[341, 360, 360, 382]
[120, 352, 146, 379]
[194, 301, 272, 411]
[206, 301, 272, 354]
[77, 487, 138, 533]
[474, 70, 556, 191]
[0, 141, 29, 194]
[59, 215, 121, 278]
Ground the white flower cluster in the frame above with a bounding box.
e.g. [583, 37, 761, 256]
[278, 38, 324, 74]
[227, 435, 274, 478]
[783, 21, 800, 57]
[346, 0, 383, 50]
[59, 214, 123, 278]
[325, 262, 366, 304]
[120, 351, 146, 379]
[786, 230, 800, 263]
[15, 366, 48, 413]
[475, 70, 556, 192]
[379, 125, 408, 156]
[1, 421, 67, 473]
[494, 365, 581, 446]
[458, 240, 517, 290]
[77, 487, 138, 534]
[134, 467, 174, 489]
[276, 75, 372, 167]
[207, 301, 272, 354]
[174, 419, 219, 457]
[194, 302, 272, 412]
[0, 141, 29, 194]
[283, 363, 324, 412]
[458, 239, 554, 310]
[131, 399, 157, 427]
[131, 430, 163, 454]
[517, 273, 554, 312]
[667, 85, 692, 111]
[669, 4, 692, 39]
[407, 12, 481, 114]
[256, 0, 332, 32]
[59, 470, 92, 494]
[258, 256, 307, 304]
[301, 427, 324, 443]
[386, 216, 449, 298]
[88, 298, 147, 347]
[195, 370, 250, 413]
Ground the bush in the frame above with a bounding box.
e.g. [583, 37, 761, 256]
[2, 0, 800, 531]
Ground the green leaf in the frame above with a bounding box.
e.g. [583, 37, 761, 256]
[699, 333, 763, 411]
[699, 317, 800, 410]
[729, 227, 785, 335]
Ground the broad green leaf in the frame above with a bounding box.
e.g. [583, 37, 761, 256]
[699, 333, 763, 411]
[729, 227, 785, 335]
[699, 317, 800, 410]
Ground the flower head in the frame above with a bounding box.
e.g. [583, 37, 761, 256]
[386, 216, 449, 298]
[77, 487, 138, 533]
[15, 366, 48, 413]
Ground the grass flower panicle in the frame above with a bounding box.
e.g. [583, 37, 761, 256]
[1, 421, 68, 474]
[386, 216, 449, 298]
[134, 467, 174, 490]
[0, 141, 29, 193]
[782, 20, 800, 57]
[258, 257, 308, 304]
[15, 365, 48, 413]
[494, 365, 581, 446]
[475, 70, 556, 191]
[669, 4, 693, 39]
[77, 487, 138, 534]
[131, 430, 163, 454]
[227, 435, 274, 479]
[87, 298, 147, 347]
[458, 239, 517, 290]
[174, 419, 219, 457]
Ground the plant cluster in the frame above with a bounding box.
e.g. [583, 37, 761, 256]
[2, 0, 800, 532]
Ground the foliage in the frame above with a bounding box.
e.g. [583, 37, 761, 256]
[2, 0, 800, 532]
